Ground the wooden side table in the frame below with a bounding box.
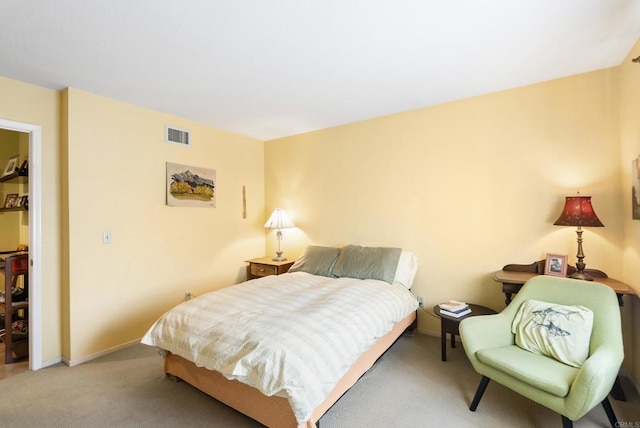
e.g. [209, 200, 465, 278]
[493, 260, 636, 306]
[434, 303, 497, 362]
[246, 257, 295, 280]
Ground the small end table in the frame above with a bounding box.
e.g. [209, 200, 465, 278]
[434, 303, 497, 361]
[246, 257, 295, 280]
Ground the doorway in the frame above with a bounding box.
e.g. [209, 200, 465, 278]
[0, 118, 42, 371]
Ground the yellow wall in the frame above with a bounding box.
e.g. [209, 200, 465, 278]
[63, 89, 265, 362]
[619, 39, 640, 385]
[1, 41, 639, 384]
[0, 76, 61, 364]
[1, 77, 266, 365]
[265, 66, 636, 375]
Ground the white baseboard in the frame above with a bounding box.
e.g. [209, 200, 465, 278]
[63, 338, 141, 367]
[40, 356, 62, 368]
[417, 328, 439, 338]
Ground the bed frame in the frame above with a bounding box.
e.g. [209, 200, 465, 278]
[164, 311, 416, 428]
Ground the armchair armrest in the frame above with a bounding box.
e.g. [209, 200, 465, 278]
[459, 313, 514, 356]
[565, 346, 624, 419]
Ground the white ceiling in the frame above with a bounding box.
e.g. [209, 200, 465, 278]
[1, 1, 639, 140]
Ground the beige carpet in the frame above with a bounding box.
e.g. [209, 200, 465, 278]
[1, 334, 638, 427]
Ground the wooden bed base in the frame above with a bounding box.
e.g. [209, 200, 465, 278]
[164, 311, 416, 428]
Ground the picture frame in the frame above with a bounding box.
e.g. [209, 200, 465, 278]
[544, 253, 568, 277]
[4, 193, 18, 208]
[14, 195, 26, 208]
[166, 162, 216, 208]
[1, 155, 19, 178]
[18, 158, 28, 175]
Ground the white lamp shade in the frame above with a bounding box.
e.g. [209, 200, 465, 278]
[264, 208, 295, 229]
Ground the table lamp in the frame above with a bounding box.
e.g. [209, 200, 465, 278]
[553, 195, 604, 281]
[264, 208, 295, 261]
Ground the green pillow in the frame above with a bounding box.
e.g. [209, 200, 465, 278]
[288, 245, 340, 277]
[331, 245, 402, 284]
[512, 299, 593, 368]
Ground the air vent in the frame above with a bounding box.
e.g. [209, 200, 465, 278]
[166, 125, 191, 147]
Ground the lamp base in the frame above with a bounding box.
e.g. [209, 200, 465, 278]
[272, 251, 287, 262]
[569, 271, 594, 281]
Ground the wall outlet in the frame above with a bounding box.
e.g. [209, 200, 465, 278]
[417, 296, 424, 307]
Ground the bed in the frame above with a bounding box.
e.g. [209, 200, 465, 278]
[141, 245, 419, 427]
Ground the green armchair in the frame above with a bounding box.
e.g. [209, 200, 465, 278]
[459, 275, 623, 427]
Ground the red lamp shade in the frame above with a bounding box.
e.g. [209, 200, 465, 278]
[553, 196, 604, 228]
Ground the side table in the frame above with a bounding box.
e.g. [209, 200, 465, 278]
[434, 303, 497, 362]
[246, 257, 295, 280]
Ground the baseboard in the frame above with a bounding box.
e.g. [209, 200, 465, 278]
[63, 338, 142, 367]
[41, 356, 63, 368]
[417, 327, 444, 338]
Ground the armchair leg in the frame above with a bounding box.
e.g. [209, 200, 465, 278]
[601, 397, 618, 428]
[560, 398, 617, 428]
[470, 376, 490, 411]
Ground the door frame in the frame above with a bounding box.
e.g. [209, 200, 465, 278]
[0, 118, 42, 370]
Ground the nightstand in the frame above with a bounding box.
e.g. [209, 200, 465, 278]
[246, 257, 295, 280]
[433, 303, 497, 362]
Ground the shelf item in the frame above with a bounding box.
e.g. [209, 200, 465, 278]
[0, 167, 29, 212]
[0, 170, 27, 183]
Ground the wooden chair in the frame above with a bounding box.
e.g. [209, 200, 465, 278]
[0, 254, 29, 363]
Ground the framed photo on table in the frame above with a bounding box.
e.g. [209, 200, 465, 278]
[544, 253, 568, 277]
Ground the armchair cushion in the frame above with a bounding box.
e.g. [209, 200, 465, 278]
[477, 345, 579, 397]
[512, 299, 593, 368]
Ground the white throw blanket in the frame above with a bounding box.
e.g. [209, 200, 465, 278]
[141, 271, 418, 423]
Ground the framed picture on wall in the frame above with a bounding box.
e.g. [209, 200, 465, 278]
[166, 162, 216, 208]
[1, 155, 19, 178]
[544, 253, 568, 277]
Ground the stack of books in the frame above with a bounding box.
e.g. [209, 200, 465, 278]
[438, 300, 471, 318]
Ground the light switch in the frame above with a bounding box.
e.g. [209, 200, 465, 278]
[103, 231, 112, 244]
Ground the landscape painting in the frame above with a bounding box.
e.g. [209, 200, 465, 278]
[166, 162, 216, 207]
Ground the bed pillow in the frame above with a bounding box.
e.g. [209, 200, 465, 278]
[331, 245, 402, 284]
[393, 250, 418, 289]
[511, 299, 593, 368]
[288, 245, 340, 277]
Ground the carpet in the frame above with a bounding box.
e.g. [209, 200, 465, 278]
[0, 334, 638, 427]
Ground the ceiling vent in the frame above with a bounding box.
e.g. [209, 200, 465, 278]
[166, 125, 191, 147]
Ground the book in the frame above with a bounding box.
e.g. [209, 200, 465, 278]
[439, 308, 472, 318]
[439, 300, 468, 312]
[439, 304, 469, 314]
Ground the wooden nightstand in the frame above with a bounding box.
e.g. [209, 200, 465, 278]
[246, 257, 295, 280]
[433, 303, 497, 362]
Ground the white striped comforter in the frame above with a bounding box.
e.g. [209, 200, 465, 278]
[141, 271, 418, 424]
